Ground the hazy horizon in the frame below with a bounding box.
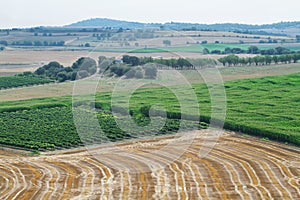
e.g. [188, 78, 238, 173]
[1, 0, 299, 29]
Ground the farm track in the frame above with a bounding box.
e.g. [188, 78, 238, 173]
[0, 131, 299, 199]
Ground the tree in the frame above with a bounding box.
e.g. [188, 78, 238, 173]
[163, 40, 171, 46]
[78, 70, 89, 79]
[239, 57, 246, 66]
[35, 67, 45, 75]
[253, 56, 260, 66]
[122, 55, 140, 66]
[279, 55, 287, 63]
[0, 40, 8, 46]
[292, 53, 300, 63]
[247, 57, 253, 66]
[85, 43, 91, 47]
[248, 46, 260, 54]
[72, 57, 97, 73]
[265, 56, 272, 65]
[218, 57, 227, 66]
[87, 66, 97, 75]
[273, 56, 279, 64]
[144, 64, 157, 79]
[34, 41, 43, 46]
[202, 48, 210, 54]
[70, 72, 78, 81]
[57, 72, 68, 82]
[285, 54, 292, 63]
[135, 70, 143, 79]
[125, 69, 136, 79]
[177, 58, 193, 69]
[275, 47, 289, 55]
[258, 56, 266, 65]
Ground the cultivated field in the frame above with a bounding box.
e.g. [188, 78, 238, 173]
[1, 63, 300, 102]
[1, 27, 300, 200]
[0, 131, 299, 199]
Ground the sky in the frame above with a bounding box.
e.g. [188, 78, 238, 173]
[0, 0, 299, 28]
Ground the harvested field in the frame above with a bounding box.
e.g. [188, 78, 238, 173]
[0, 131, 299, 199]
[0, 49, 217, 67]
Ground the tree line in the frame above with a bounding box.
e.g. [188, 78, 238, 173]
[121, 55, 216, 70]
[30, 57, 97, 82]
[218, 53, 300, 67]
[206, 46, 296, 55]
[11, 40, 65, 47]
[98, 55, 218, 79]
[0, 40, 65, 47]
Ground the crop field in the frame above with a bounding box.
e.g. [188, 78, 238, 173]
[0, 132, 299, 199]
[1, 19, 300, 200]
[1, 72, 300, 151]
[0, 76, 53, 89]
[0, 106, 200, 150]
[1, 63, 300, 102]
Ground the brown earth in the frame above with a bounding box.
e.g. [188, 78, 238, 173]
[0, 131, 299, 199]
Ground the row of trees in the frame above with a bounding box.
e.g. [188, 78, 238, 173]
[206, 46, 295, 55]
[109, 64, 158, 79]
[11, 41, 65, 47]
[34, 57, 97, 82]
[122, 55, 217, 70]
[218, 53, 300, 67]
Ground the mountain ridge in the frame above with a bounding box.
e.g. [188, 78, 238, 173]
[67, 18, 300, 30]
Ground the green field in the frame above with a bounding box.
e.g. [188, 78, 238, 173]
[91, 44, 300, 53]
[1, 72, 300, 150]
[0, 76, 54, 89]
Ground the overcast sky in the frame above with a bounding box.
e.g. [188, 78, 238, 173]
[0, 0, 299, 28]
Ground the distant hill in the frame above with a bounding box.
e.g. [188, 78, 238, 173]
[67, 18, 300, 36]
[67, 18, 160, 29]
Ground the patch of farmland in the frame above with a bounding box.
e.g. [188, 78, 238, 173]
[0, 132, 299, 199]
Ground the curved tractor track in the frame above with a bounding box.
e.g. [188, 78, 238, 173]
[0, 131, 299, 199]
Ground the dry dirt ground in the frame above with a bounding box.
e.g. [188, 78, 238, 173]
[0, 49, 210, 66]
[0, 131, 299, 199]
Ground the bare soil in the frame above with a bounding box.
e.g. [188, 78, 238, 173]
[0, 131, 299, 199]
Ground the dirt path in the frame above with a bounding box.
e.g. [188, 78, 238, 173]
[0, 131, 299, 199]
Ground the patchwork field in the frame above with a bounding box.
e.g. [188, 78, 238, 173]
[0, 131, 299, 199]
[1, 27, 300, 200]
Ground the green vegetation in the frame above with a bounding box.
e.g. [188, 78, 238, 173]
[129, 48, 169, 53]
[218, 53, 300, 66]
[0, 75, 53, 89]
[103, 55, 217, 78]
[1, 70, 300, 150]
[11, 40, 65, 46]
[0, 106, 201, 150]
[206, 45, 298, 55]
[124, 44, 300, 54]
[121, 55, 216, 68]
[34, 57, 97, 82]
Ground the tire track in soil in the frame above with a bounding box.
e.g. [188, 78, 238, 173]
[0, 132, 299, 199]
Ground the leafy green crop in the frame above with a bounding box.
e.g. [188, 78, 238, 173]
[0, 76, 53, 89]
[1, 72, 300, 150]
